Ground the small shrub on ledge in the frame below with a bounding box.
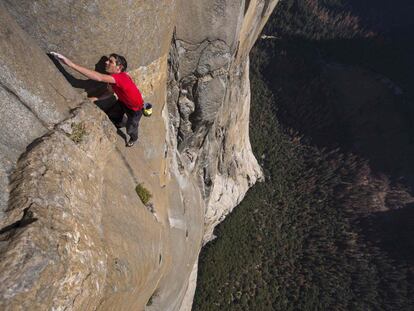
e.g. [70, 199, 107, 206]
[69, 122, 86, 143]
[135, 183, 152, 206]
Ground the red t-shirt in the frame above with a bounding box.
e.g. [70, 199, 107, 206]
[111, 72, 144, 111]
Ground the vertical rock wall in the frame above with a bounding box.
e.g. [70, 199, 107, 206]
[0, 4, 81, 218]
[167, 0, 278, 242]
[165, 2, 279, 309]
[0, 1, 279, 310]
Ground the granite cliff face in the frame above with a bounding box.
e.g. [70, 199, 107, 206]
[0, 1, 278, 310]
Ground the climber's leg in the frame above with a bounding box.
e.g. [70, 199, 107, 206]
[125, 108, 142, 145]
[108, 101, 126, 128]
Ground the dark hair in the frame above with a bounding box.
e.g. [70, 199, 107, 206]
[110, 53, 127, 72]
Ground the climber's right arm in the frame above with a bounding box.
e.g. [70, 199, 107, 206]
[51, 52, 115, 84]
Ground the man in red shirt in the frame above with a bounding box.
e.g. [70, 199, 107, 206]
[52, 52, 144, 147]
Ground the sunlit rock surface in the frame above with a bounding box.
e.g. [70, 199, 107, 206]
[0, 1, 278, 310]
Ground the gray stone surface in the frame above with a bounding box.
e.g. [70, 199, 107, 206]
[194, 75, 227, 125]
[0, 6, 81, 216]
[0, 86, 46, 216]
[0, 158, 11, 218]
[0, 86, 46, 155]
[176, 40, 209, 79]
[0, 6, 79, 125]
[0, 104, 116, 311]
[197, 40, 231, 76]
[175, 0, 245, 51]
[3, 0, 175, 69]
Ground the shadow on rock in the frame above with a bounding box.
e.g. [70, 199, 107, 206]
[48, 54, 110, 99]
[0, 208, 38, 239]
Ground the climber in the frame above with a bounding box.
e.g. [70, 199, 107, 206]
[51, 52, 144, 147]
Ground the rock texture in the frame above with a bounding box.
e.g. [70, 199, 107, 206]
[0, 5, 81, 216]
[0, 104, 115, 310]
[168, 0, 277, 242]
[0, 1, 278, 310]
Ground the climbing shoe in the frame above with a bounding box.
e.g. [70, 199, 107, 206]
[126, 139, 136, 147]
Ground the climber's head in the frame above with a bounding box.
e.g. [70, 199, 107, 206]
[105, 53, 127, 74]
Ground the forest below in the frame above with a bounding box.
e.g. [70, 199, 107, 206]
[193, 0, 414, 310]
